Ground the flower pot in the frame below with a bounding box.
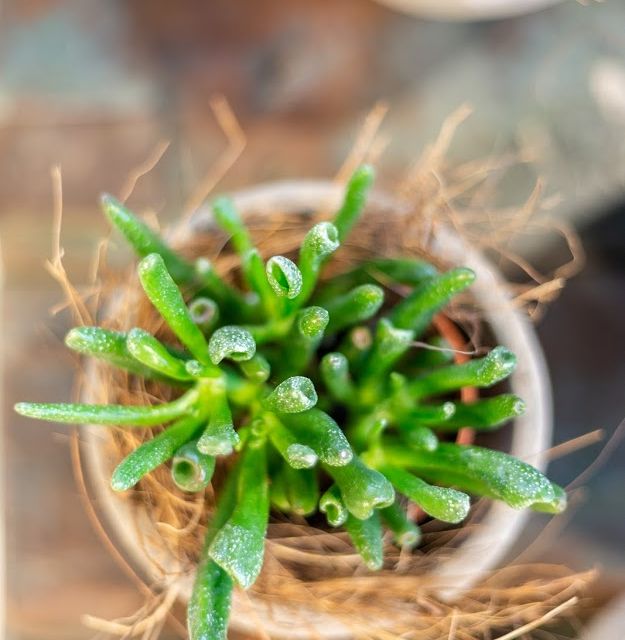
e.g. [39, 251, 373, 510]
[374, 0, 562, 21]
[81, 180, 553, 638]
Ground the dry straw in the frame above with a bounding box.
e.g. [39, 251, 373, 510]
[50, 102, 591, 638]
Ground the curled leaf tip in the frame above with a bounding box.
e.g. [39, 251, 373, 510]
[189, 297, 219, 326]
[304, 222, 340, 256]
[266, 376, 318, 413]
[266, 256, 303, 299]
[208, 326, 256, 364]
[172, 441, 216, 492]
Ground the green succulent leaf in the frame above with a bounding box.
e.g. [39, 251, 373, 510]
[267, 417, 318, 469]
[172, 440, 216, 492]
[327, 456, 395, 520]
[382, 442, 567, 513]
[65, 326, 151, 376]
[409, 346, 517, 399]
[333, 164, 375, 242]
[138, 253, 210, 364]
[188, 297, 219, 331]
[433, 395, 526, 430]
[15, 390, 197, 426]
[325, 284, 384, 334]
[320, 352, 356, 405]
[212, 196, 253, 256]
[345, 511, 384, 571]
[382, 465, 470, 524]
[209, 441, 269, 589]
[379, 501, 421, 549]
[266, 255, 303, 300]
[111, 415, 201, 491]
[319, 484, 348, 527]
[264, 376, 318, 414]
[284, 409, 353, 467]
[101, 194, 195, 283]
[391, 267, 475, 337]
[298, 221, 340, 300]
[126, 328, 192, 381]
[208, 326, 256, 365]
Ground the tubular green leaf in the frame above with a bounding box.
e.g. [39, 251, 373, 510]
[111, 415, 201, 491]
[208, 326, 256, 365]
[281, 306, 329, 377]
[298, 306, 330, 339]
[345, 512, 384, 571]
[241, 249, 276, 313]
[326, 456, 395, 520]
[297, 222, 340, 301]
[194, 257, 249, 318]
[397, 402, 456, 426]
[14, 390, 197, 426]
[187, 558, 232, 640]
[209, 442, 270, 589]
[172, 440, 216, 492]
[398, 424, 439, 452]
[362, 318, 414, 379]
[101, 194, 195, 283]
[238, 353, 271, 383]
[391, 268, 476, 336]
[264, 376, 318, 414]
[433, 395, 526, 430]
[381, 442, 566, 513]
[212, 196, 253, 256]
[320, 352, 355, 405]
[315, 257, 438, 303]
[268, 417, 317, 469]
[279, 463, 319, 516]
[379, 501, 421, 549]
[319, 484, 348, 527]
[382, 465, 470, 524]
[409, 346, 517, 399]
[325, 284, 384, 334]
[65, 326, 152, 376]
[333, 164, 375, 242]
[266, 256, 303, 300]
[197, 388, 239, 456]
[188, 462, 241, 640]
[283, 409, 352, 467]
[126, 328, 192, 381]
[138, 253, 210, 364]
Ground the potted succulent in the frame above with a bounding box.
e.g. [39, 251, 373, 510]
[16, 166, 565, 639]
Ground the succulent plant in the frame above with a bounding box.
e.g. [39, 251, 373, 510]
[15, 166, 566, 639]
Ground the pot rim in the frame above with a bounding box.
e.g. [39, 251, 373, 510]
[81, 179, 553, 638]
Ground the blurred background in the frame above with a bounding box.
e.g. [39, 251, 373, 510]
[2, 0, 625, 638]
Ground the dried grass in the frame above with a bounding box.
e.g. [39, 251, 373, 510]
[51, 104, 592, 638]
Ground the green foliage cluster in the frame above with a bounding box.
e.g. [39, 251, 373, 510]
[15, 166, 565, 639]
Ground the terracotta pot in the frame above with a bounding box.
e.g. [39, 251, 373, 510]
[374, 0, 562, 21]
[81, 180, 553, 638]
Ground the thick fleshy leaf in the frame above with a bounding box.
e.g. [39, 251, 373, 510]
[101, 194, 195, 283]
[327, 456, 395, 520]
[111, 415, 200, 491]
[345, 512, 384, 570]
[209, 442, 269, 589]
[333, 164, 375, 242]
[138, 253, 210, 364]
[171, 440, 216, 492]
[382, 465, 470, 524]
[283, 409, 352, 467]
